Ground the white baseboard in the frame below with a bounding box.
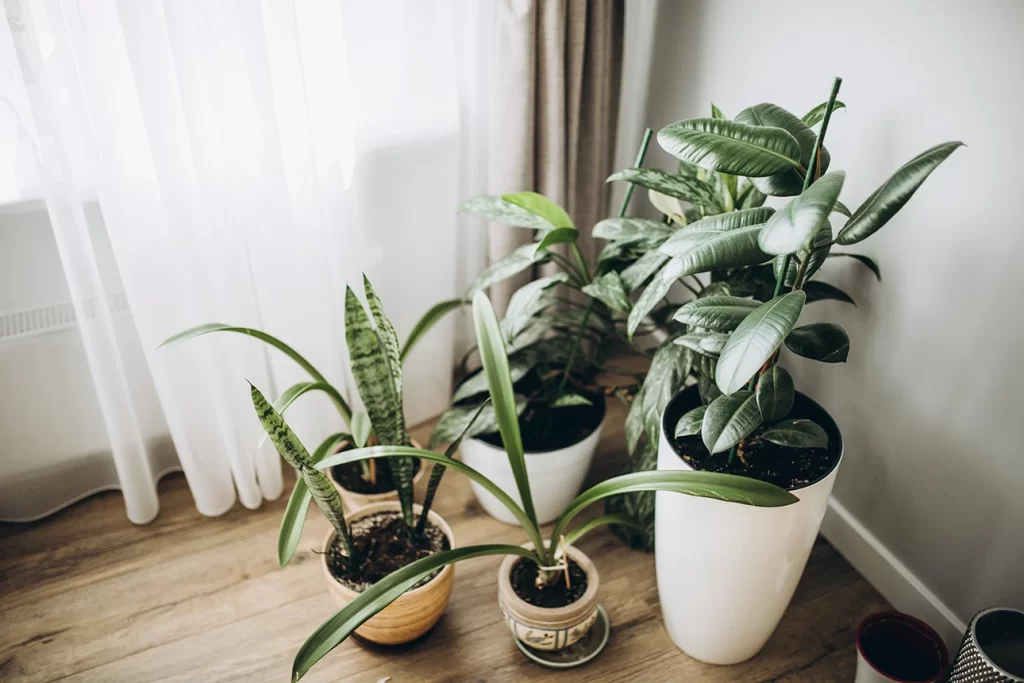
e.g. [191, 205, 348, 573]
[820, 499, 968, 651]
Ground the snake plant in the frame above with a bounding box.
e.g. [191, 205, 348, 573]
[277, 289, 797, 680]
[161, 275, 443, 566]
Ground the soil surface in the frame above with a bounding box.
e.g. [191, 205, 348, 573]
[510, 557, 588, 608]
[331, 458, 421, 495]
[478, 394, 605, 452]
[664, 388, 842, 491]
[327, 511, 448, 592]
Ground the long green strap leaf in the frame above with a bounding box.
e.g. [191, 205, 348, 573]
[258, 381, 350, 448]
[278, 432, 349, 568]
[400, 298, 466, 363]
[562, 512, 643, 548]
[292, 544, 535, 681]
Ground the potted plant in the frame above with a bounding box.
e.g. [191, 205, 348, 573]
[161, 276, 427, 519]
[648, 78, 961, 663]
[600, 104, 879, 550]
[280, 290, 797, 680]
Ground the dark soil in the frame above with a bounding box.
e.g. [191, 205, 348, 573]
[327, 511, 449, 592]
[478, 394, 605, 452]
[331, 458, 421, 495]
[859, 616, 946, 681]
[663, 386, 843, 491]
[510, 557, 588, 608]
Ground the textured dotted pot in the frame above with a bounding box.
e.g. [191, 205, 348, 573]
[460, 414, 605, 525]
[326, 439, 426, 511]
[497, 544, 600, 651]
[321, 501, 454, 645]
[655, 385, 844, 665]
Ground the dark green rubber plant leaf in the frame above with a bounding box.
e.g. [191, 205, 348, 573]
[828, 252, 881, 281]
[833, 199, 852, 217]
[502, 191, 574, 230]
[785, 323, 850, 363]
[772, 219, 833, 289]
[661, 207, 775, 253]
[460, 195, 554, 230]
[606, 167, 722, 212]
[716, 291, 807, 395]
[673, 295, 761, 332]
[836, 141, 964, 245]
[658, 118, 802, 177]
[401, 298, 466, 362]
[674, 332, 726, 357]
[736, 179, 768, 209]
[582, 272, 631, 313]
[736, 103, 830, 197]
[758, 172, 845, 256]
[675, 405, 707, 437]
[761, 419, 829, 449]
[659, 226, 771, 279]
[801, 100, 846, 127]
[803, 280, 856, 306]
[711, 102, 727, 120]
[466, 243, 547, 297]
[755, 365, 794, 423]
[701, 391, 763, 454]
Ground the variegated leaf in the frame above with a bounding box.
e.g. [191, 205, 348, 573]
[552, 393, 593, 408]
[427, 395, 528, 449]
[621, 251, 669, 292]
[582, 272, 631, 313]
[466, 243, 547, 297]
[363, 275, 402, 398]
[501, 274, 568, 342]
[460, 195, 554, 230]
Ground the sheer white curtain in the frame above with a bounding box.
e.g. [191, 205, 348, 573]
[0, 0, 493, 523]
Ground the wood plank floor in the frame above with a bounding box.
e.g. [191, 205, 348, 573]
[0, 400, 889, 682]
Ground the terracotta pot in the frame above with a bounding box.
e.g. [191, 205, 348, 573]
[320, 501, 454, 645]
[326, 438, 426, 511]
[497, 544, 600, 651]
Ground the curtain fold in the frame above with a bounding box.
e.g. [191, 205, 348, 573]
[488, 0, 624, 313]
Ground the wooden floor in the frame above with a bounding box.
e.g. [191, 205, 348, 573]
[0, 400, 889, 682]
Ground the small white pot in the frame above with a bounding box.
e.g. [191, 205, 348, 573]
[655, 386, 843, 665]
[459, 416, 605, 525]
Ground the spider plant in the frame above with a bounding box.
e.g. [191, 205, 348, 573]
[281, 289, 798, 680]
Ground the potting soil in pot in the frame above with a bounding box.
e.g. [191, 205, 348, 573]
[477, 394, 605, 452]
[330, 458, 421, 495]
[510, 557, 588, 608]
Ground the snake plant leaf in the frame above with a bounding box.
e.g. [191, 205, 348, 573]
[785, 322, 850, 363]
[649, 189, 687, 221]
[278, 432, 349, 568]
[702, 391, 763, 454]
[658, 118, 802, 177]
[552, 393, 593, 408]
[256, 381, 347, 448]
[673, 295, 761, 332]
[627, 258, 685, 339]
[675, 405, 707, 437]
[621, 250, 669, 292]
[716, 291, 806, 395]
[592, 217, 677, 246]
[828, 253, 881, 281]
[551, 469, 798, 544]
[836, 141, 964, 245]
[758, 172, 845, 256]
[802, 100, 846, 127]
[252, 384, 350, 551]
[833, 199, 852, 217]
[502, 191, 574, 230]
[582, 272, 631, 313]
[350, 411, 371, 448]
[501, 274, 568, 342]
[401, 298, 466, 362]
[472, 290, 538, 527]
[755, 365, 795, 423]
[466, 243, 547, 297]
[735, 103, 831, 196]
[761, 419, 829, 449]
[803, 280, 857, 306]
[460, 195, 554, 230]
[428, 394, 528, 449]
[536, 226, 580, 252]
[363, 275, 402, 398]
[607, 167, 722, 211]
[293, 544, 536, 681]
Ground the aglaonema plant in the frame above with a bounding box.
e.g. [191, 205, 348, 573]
[652, 77, 961, 460]
[281, 289, 798, 680]
[162, 275, 442, 565]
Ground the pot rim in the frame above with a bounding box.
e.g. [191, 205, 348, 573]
[661, 384, 844, 493]
[855, 610, 949, 683]
[325, 438, 426, 495]
[468, 414, 607, 457]
[319, 500, 455, 600]
[497, 541, 599, 626]
[968, 607, 1024, 679]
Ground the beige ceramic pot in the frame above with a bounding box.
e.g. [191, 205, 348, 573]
[497, 544, 600, 651]
[326, 439, 426, 511]
[320, 501, 454, 645]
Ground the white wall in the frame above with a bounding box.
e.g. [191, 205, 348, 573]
[637, 0, 1024, 642]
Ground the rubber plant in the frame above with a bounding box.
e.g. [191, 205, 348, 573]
[161, 275, 437, 566]
[281, 289, 798, 681]
[602, 101, 881, 549]
[647, 77, 961, 462]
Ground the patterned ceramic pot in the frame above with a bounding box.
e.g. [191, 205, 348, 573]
[321, 501, 454, 645]
[497, 544, 600, 651]
[326, 438, 426, 510]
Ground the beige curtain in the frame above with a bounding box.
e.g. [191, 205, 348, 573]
[488, 0, 625, 313]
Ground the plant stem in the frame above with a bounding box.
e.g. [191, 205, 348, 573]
[618, 128, 654, 216]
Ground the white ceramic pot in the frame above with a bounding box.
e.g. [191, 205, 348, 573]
[459, 415, 605, 525]
[655, 386, 843, 665]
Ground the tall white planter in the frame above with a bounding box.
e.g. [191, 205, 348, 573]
[655, 387, 843, 665]
[459, 417, 605, 525]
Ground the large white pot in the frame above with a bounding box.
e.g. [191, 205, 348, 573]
[655, 386, 843, 665]
[460, 415, 605, 525]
